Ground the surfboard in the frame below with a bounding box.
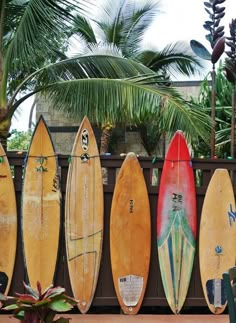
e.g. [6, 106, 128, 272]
[22, 115, 61, 291]
[110, 152, 151, 315]
[157, 130, 197, 314]
[0, 144, 17, 295]
[199, 168, 236, 314]
[65, 116, 103, 314]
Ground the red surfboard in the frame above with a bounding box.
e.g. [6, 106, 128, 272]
[157, 130, 197, 314]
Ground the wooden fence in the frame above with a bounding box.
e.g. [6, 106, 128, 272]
[6, 153, 236, 312]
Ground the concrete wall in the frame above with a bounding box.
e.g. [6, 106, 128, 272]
[35, 95, 80, 154]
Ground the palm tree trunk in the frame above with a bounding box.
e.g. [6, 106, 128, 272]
[0, 109, 11, 151]
[28, 97, 36, 130]
[210, 68, 216, 158]
[100, 123, 113, 155]
[100, 123, 113, 185]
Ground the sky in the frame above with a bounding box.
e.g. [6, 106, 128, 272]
[143, 0, 236, 79]
[11, 0, 236, 132]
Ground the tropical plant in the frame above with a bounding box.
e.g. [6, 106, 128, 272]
[1, 0, 210, 155]
[191, 15, 236, 158]
[224, 18, 236, 157]
[1, 281, 77, 323]
[72, 0, 202, 76]
[0, 0, 78, 145]
[7, 129, 32, 151]
[191, 64, 233, 158]
[190, 0, 226, 157]
[71, 0, 204, 153]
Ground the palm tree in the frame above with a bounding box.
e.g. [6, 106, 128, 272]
[70, 0, 204, 153]
[72, 0, 201, 76]
[1, 0, 210, 152]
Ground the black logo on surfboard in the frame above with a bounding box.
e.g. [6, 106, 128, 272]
[81, 128, 89, 151]
[129, 200, 134, 213]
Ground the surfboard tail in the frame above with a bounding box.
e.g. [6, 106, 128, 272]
[158, 214, 195, 314]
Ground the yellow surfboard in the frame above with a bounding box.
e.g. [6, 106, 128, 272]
[65, 116, 104, 314]
[199, 168, 236, 314]
[110, 152, 151, 315]
[0, 144, 17, 295]
[22, 116, 61, 291]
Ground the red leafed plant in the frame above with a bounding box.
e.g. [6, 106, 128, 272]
[1, 281, 77, 322]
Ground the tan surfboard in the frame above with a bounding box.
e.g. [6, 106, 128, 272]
[110, 152, 151, 315]
[0, 144, 17, 295]
[65, 116, 104, 314]
[199, 168, 236, 314]
[22, 116, 61, 291]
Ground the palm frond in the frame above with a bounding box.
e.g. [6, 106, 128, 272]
[32, 54, 155, 85]
[72, 43, 123, 57]
[34, 55, 154, 86]
[100, 0, 126, 21]
[138, 42, 203, 77]
[40, 76, 211, 143]
[161, 101, 211, 145]
[122, 0, 160, 55]
[97, 0, 126, 45]
[9, 54, 156, 107]
[71, 14, 97, 44]
[96, 0, 160, 57]
[4, 0, 85, 73]
[2, 1, 26, 47]
[216, 127, 232, 146]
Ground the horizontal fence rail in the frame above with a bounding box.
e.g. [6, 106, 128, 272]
[6, 153, 236, 313]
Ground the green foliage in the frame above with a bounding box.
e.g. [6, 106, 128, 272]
[139, 118, 164, 157]
[7, 129, 32, 151]
[74, 0, 203, 78]
[225, 19, 236, 83]
[2, 281, 77, 323]
[191, 63, 234, 158]
[1, 0, 210, 155]
[71, 0, 208, 154]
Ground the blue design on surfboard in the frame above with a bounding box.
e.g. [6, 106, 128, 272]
[228, 204, 236, 226]
[215, 246, 222, 254]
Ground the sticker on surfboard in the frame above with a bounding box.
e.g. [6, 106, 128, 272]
[81, 128, 89, 151]
[118, 275, 143, 307]
[206, 279, 226, 308]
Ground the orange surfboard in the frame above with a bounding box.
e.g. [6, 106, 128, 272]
[65, 116, 104, 314]
[0, 144, 17, 295]
[110, 152, 151, 315]
[199, 168, 236, 314]
[22, 116, 61, 290]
